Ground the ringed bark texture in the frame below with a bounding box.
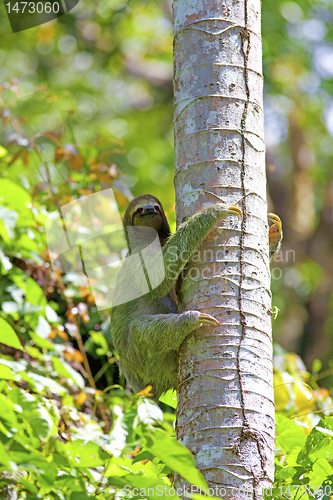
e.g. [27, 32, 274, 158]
[173, 0, 275, 498]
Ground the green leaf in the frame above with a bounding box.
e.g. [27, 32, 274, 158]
[107, 474, 180, 498]
[146, 429, 208, 490]
[0, 249, 12, 271]
[35, 461, 58, 488]
[0, 318, 23, 350]
[137, 399, 163, 425]
[0, 179, 31, 212]
[0, 206, 18, 239]
[315, 477, 333, 500]
[90, 331, 109, 351]
[8, 387, 36, 410]
[21, 371, 67, 396]
[0, 441, 11, 466]
[29, 405, 54, 441]
[159, 390, 177, 408]
[45, 305, 60, 322]
[35, 316, 51, 338]
[26, 277, 46, 307]
[13, 477, 38, 494]
[0, 146, 8, 157]
[2, 301, 19, 314]
[103, 462, 131, 478]
[0, 364, 16, 380]
[276, 415, 306, 454]
[22, 302, 43, 315]
[25, 346, 43, 359]
[43, 435, 58, 457]
[311, 458, 333, 483]
[0, 395, 18, 426]
[298, 418, 333, 462]
[29, 331, 53, 349]
[132, 450, 154, 464]
[55, 440, 109, 468]
[52, 356, 85, 389]
[71, 494, 97, 500]
[275, 465, 297, 482]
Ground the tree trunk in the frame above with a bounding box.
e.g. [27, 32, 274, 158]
[173, 0, 275, 497]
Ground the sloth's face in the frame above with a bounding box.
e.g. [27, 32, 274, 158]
[131, 199, 164, 231]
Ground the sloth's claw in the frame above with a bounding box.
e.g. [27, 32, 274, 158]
[199, 313, 220, 326]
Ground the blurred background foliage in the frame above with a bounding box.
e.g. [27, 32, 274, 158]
[1, 0, 333, 497]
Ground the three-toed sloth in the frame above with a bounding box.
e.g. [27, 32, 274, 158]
[111, 194, 282, 401]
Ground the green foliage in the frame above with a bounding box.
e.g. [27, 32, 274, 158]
[271, 350, 333, 499]
[270, 416, 333, 499]
[0, 371, 206, 499]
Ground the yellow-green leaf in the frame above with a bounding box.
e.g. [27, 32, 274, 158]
[0, 364, 16, 380]
[0, 318, 23, 350]
[0, 146, 8, 158]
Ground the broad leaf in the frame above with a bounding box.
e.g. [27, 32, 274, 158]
[146, 429, 208, 491]
[298, 418, 333, 462]
[0, 318, 23, 350]
[159, 390, 177, 409]
[276, 415, 306, 454]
